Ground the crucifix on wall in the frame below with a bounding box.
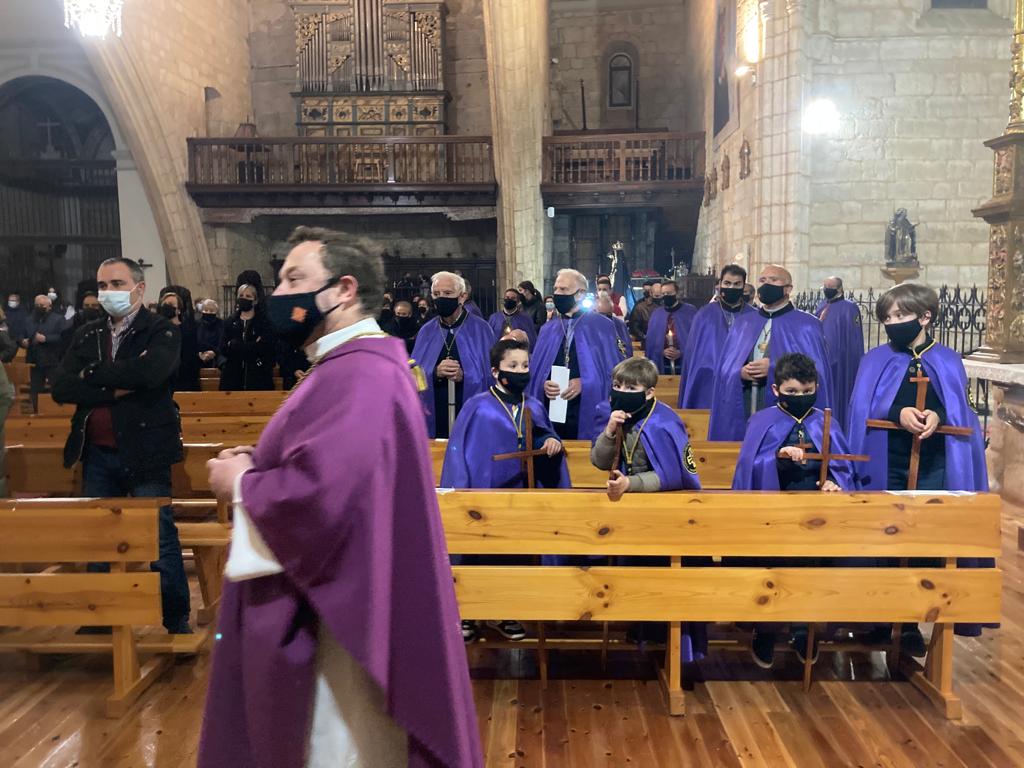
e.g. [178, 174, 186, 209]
[36, 118, 62, 159]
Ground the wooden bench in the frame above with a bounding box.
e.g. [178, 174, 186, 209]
[5, 414, 271, 444]
[654, 374, 680, 406]
[35, 390, 288, 418]
[0, 498, 208, 716]
[440, 489, 1002, 718]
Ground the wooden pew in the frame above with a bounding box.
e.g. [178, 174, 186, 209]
[0, 498, 208, 717]
[5, 414, 271, 444]
[35, 390, 288, 418]
[440, 489, 1002, 718]
[654, 374, 680, 406]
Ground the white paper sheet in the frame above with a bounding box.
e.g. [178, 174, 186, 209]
[548, 365, 571, 424]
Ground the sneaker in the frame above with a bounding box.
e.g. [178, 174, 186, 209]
[461, 620, 479, 644]
[900, 626, 927, 658]
[791, 629, 819, 665]
[750, 631, 776, 669]
[486, 620, 527, 641]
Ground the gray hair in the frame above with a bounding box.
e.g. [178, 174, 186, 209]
[99, 257, 145, 284]
[431, 271, 467, 295]
[556, 268, 588, 293]
[201, 299, 219, 313]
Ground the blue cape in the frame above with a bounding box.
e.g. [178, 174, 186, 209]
[487, 310, 537, 347]
[814, 298, 864, 430]
[526, 311, 626, 441]
[708, 306, 834, 441]
[593, 401, 702, 491]
[410, 312, 495, 437]
[645, 305, 697, 370]
[610, 316, 633, 357]
[678, 302, 756, 409]
[732, 406, 858, 491]
[441, 390, 570, 489]
[464, 300, 483, 318]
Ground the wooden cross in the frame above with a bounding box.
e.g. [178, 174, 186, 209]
[864, 370, 972, 490]
[775, 408, 870, 488]
[491, 407, 542, 488]
[606, 426, 626, 501]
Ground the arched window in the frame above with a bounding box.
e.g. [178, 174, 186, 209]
[608, 54, 633, 108]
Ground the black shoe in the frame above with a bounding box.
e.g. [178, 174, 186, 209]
[461, 620, 479, 644]
[165, 622, 193, 635]
[76, 626, 112, 635]
[900, 626, 927, 658]
[487, 620, 527, 641]
[626, 622, 668, 646]
[861, 625, 893, 645]
[791, 630, 819, 665]
[751, 631, 776, 669]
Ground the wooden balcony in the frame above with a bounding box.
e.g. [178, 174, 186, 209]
[541, 131, 705, 208]
[186, 136, 496, 209]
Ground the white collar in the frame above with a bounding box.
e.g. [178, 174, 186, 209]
[305, 317, 381, 361]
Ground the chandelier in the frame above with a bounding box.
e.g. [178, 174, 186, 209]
[64, 0, 124, 38]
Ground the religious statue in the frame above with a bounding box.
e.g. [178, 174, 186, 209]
[886, 208, 918, 266]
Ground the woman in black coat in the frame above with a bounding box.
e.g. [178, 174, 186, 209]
[159, 286, 201, 391]
[219, 284, 277, 391]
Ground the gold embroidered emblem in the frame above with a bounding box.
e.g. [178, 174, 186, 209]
[683, 443, 698, 475]
[617, 338, 628, 359]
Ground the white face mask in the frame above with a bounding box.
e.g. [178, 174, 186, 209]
[7, 300, 17, 309]
[98, 289, 134, 318]
[46, 292, 57, 302]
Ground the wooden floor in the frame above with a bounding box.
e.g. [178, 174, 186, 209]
[1, 507, 1022, 768]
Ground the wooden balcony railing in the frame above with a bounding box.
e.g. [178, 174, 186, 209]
[187, 136, 495, 188]
[542, 132, 705, 186]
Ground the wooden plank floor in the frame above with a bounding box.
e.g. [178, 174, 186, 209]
[0, 506, 1021, 767]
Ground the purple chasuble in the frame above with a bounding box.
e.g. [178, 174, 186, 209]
[678, 302, 756, 409]
[441, 390, 570, 488]
[731, 406, 858, 491]
[526, 311, 626, 441]
[814, 298, 864, 430]
[411, 311, 495, 438]
[645, 304, 697, 373]
[487, 310, 537, 348]
[198, 336, 481, 768]
[707, 306, 834, 441]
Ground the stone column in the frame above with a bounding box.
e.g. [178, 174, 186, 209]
[481, 0, 551, 294]
[111, 149, 169, 302]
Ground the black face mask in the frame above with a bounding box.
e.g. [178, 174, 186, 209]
[236, 298, 254, 312]
[433, 296, 461, 318]
[497, 369, 530, 395]
[201, 314, 219, 324]
[651, 297, 664, 306]
[823, 287, 840, 301]
[720, 287, 744, 305]
[33, 307, 48, 319]
[553, 293, 578, 316]
[663, 294, 678, 310]
[395, 315, 417, 334]
[757, 283, 787, 306]
[778, 391, 816, 420]
[266, 279, 339, 347]
[885, 318, 923, 350]
[159, 304, 179, 320]
[503, 298, 519, 312]
[610, 389, 649, 416]
[743, 292, 753, 304]
[418, 306, 429, 316]
[82, 308, 103, 322]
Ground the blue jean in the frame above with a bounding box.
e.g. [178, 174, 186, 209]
[83, 445, 191, 630]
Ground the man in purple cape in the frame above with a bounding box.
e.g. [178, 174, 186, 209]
[644, 279, 696, 375]
[678, 265, 755, 408]
[814, 275, 864, 430]
[708, 265, 833, 441]
[201, 228, 480, 768]
[527, 268, 625, 441]
[487, 288, 537, 348]
[411, 271, 495, 438]
[596, 290, 634, 357]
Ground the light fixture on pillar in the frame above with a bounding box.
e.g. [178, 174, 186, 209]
[64, 0, 124, 38]
[735, 64, 757, 86]
[802, 99, 841, 135]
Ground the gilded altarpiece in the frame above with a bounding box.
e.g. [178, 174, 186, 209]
[292, 1, 449, 137]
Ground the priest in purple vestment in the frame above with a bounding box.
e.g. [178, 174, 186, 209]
[678, 265, 755, 408]
[487, 288, 537, 348]
[708, 265, 834, 441]
[526, 268, 626, 441]
[645, 279, 697, 375]
[411, 271, 495, 438]
[199, 227, 480, 768]
[813, 275, 864, 430]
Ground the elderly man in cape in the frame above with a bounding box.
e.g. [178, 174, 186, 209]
[200, 226, 480, 768]
[526, 268, 625, 441]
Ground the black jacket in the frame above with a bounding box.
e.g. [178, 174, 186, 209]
[219, 311, 277, 391]
[25, 311, 68, 368]
[521, 296, 547, 331]
[52, 307, 184, 476]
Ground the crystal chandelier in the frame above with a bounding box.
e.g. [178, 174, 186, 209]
[64, 0, 124, 38]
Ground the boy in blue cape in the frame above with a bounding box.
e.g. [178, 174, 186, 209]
[847, 283, 993, 653]
[442, 337, 569, 644]
[732, 352, 858, 669]
[590, 357, 706, 658]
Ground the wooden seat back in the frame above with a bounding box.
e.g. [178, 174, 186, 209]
[5, 414, 270, 444]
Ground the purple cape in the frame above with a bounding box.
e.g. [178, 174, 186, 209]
[678, 302, 756, 409]
[411, 312, 496, 438]
[605, 315, 633, 357]
[593, 401, 702, 490]
[464, 300, 483, 318]
[731, 406, 858, 491]
[198, 336, 480, 768]
[526, 311, 626, 441]
[440, 389, 570, 488]
[707, 307, 834, 441]
[814, 298, 864, 430]
[645, 305, 697, 369]
[487, 310, 537, 347]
